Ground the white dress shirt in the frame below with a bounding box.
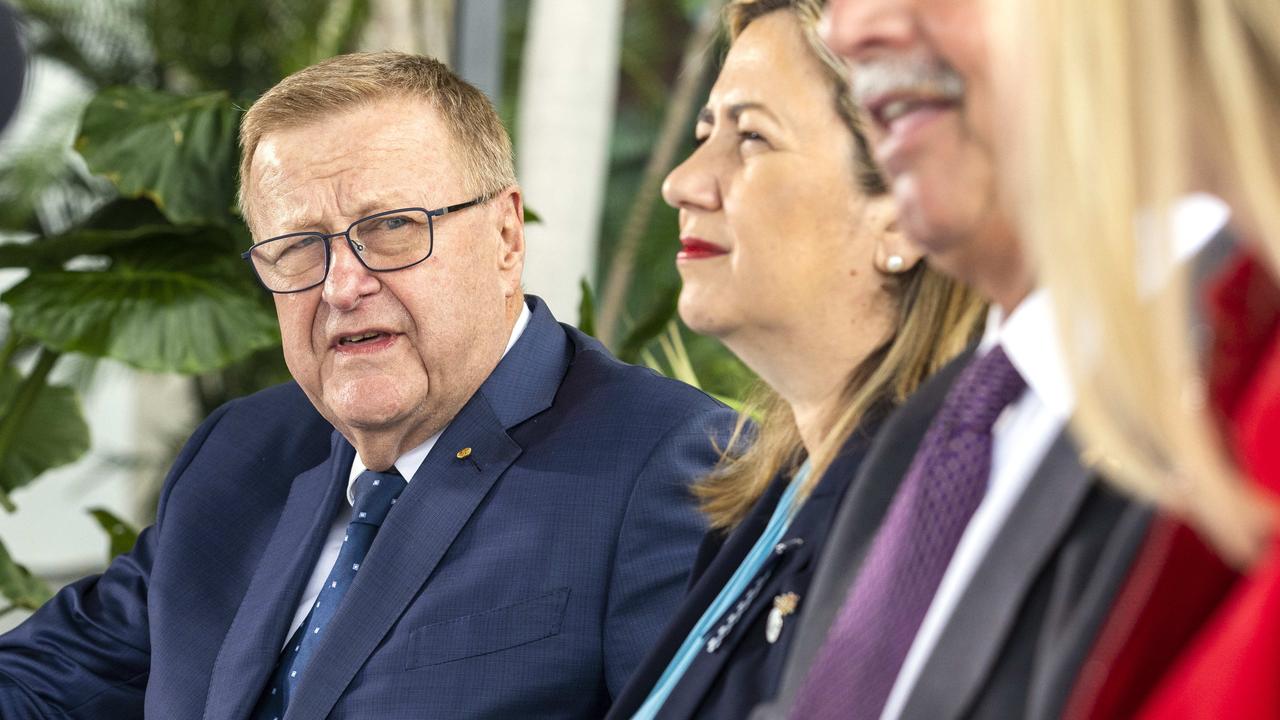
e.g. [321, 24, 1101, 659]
[879, 290, 1074, 720]
[284, 303, 532, 643]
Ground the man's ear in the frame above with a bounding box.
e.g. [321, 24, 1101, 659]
[496, 187, 525, 292]
[865, 194, 924, 275]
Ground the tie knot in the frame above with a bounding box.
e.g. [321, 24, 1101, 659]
[351, 468, 406, 526]
[946, 346, 1027, 430]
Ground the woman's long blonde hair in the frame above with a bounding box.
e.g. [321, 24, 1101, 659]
[698, 0, 986, 531]
[990, 0, 1280, 563]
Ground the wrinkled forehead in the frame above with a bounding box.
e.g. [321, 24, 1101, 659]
[246, 99, 467, 236]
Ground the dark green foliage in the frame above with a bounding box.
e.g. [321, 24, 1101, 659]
[77, 88, 242, 227]
[595, 1, 755, 400]
[0, 359, 90, 511]
[0, 539, 52, 612]
[577, 279, 597, 338]
[5, 263, 279, 374]
[0, 0, 372, 609]
[88, 507, 141, 562]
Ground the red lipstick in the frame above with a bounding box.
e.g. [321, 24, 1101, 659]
[677, 237, 728, 261]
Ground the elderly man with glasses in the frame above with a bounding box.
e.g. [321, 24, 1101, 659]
[0, 52, 734, 720]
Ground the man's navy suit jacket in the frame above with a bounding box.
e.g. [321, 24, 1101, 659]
[0, 296, 735, 719]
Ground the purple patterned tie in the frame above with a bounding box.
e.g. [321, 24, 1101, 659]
[790, 346, 1026, 720]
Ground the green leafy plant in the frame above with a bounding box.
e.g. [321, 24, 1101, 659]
[0, 540, 51, 619]
[76, 88, 242, 228]
[0, 352, 90, 512]
[0, 86, 276, 610]
[88, 507, 141, 563]
[586, 0, 757, 404]
[0, 0, 372, 612]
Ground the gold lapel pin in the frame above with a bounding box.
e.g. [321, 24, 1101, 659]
[766, 592, 800, 644]
[456, 447, 472, 460]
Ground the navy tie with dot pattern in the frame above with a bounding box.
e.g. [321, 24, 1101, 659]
[251, 468, 406, 720]
[790, 346, 1026, 720]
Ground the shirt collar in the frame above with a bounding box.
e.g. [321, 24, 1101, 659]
[345, 301, 533, 505]
[976, 288, 1075, 419]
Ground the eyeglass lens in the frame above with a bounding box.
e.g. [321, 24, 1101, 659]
[249, 209, 433, 292]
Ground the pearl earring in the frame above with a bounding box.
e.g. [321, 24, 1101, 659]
[885, 255, 905, 273]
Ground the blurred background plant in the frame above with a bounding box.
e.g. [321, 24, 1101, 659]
[0, 0, 370, 613]
[0, 0, 756, 617]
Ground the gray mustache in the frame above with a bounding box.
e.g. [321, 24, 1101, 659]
[851, 55, 967, 108]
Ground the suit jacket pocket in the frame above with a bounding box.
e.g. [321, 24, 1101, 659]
[405, 587, 571, 669]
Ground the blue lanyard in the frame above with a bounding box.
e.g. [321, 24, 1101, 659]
[631, 461, 812, 719]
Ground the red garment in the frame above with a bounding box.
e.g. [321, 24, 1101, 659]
[1065, 251, 1280, 719]
[1062, 518, 1236, 720]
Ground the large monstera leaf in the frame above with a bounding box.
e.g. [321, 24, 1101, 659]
[0, 538, 51, 611]
[88, 507, 140, 562]
[3, 258, 280, 375]
[0, 199, 223, 271]
[76, 87, 241, 227]
[0, 363, 90, 504]
[0, 195, 275, 375]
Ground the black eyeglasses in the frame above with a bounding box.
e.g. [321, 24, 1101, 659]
[242, 195, 489, 293]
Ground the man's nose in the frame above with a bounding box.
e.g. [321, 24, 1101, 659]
[823, 0, 918, 63]
[322, 235, 380, 311]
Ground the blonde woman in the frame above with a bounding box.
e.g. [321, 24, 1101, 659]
[606, 1, 983, 718]
[989, 0, 1280, 716]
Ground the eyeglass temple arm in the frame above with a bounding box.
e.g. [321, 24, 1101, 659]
[432, 194, 491, 217]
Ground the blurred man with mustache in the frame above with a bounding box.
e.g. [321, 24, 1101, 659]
[748, 1, 1154, 718]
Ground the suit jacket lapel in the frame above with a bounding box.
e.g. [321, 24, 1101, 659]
[286, 400, 522, 719]
[203, 434, 351, 720]
[899, 430, 1092, 720]
[671, 492, 835, 708]
[607, 479, 780, 718]
[693, 425, 880, 691]
[286, 298, 570, 719]
[767, 349, 975, 715]
[611, 419, 882, 720]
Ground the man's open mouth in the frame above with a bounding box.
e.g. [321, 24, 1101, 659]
[338, 331, 390, 346]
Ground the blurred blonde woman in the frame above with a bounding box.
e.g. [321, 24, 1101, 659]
[605, 1, 984, 718]
[990, 0, 1280, 716]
